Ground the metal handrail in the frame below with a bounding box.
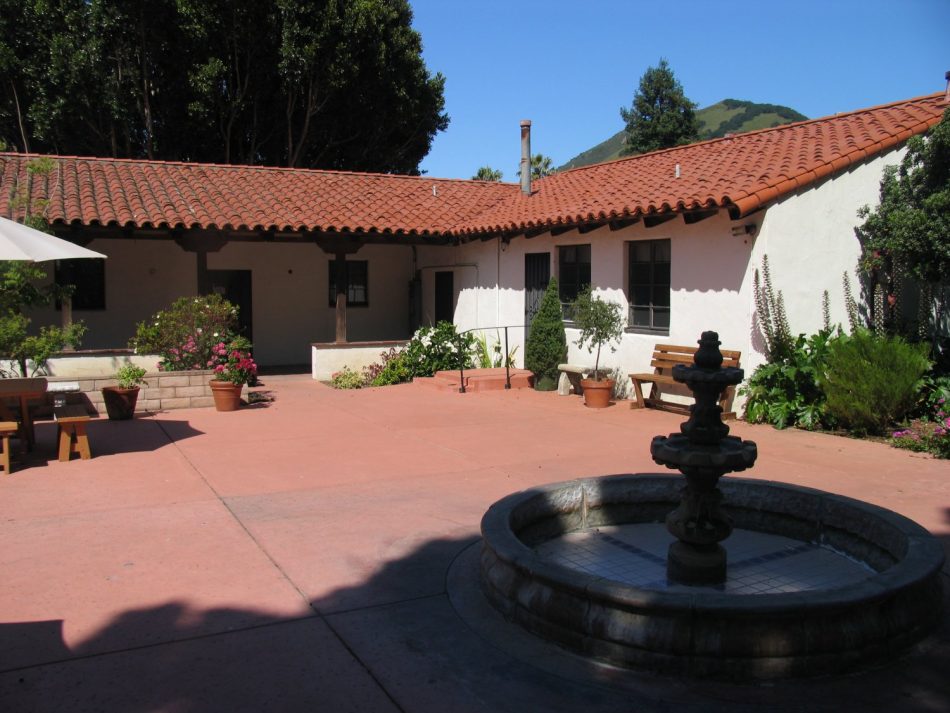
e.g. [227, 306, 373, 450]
[455, 324, 530, 394]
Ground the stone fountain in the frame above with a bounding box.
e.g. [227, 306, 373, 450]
[650, 331, 757, 584]
[477, 330, 945, 679]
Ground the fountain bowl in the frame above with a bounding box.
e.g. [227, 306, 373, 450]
[480, 474, 944, 680]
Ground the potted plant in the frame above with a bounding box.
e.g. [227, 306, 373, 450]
[101, 363, 148, 420]
[209, 338, 258, 412]
[571, 287, 625, 408]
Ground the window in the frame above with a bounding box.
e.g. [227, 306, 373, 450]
[328, 260, 368, 307]
[55, 259, 105, 310]
[557, 244, 591, 319]
[627, 239, 670, 332]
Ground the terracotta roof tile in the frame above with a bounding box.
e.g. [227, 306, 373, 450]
[0, 93, 945, 239]
[0, 156, 514, 237]
[458, 93, 946, 235]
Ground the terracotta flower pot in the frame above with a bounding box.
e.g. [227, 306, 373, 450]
[580, 378, 614, 408]
[101, 386, 140, 420]
[210, 380, 243, 412]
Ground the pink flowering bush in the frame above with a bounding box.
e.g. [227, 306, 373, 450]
[130, 295, 240, 371]
[210, 336, 258, 385]
[890, 397, 950, 459]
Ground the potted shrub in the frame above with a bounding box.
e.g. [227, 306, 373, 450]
[571, 287, 624, 408]
[209, 338, 258, 412]
[101, 364, 148, 420]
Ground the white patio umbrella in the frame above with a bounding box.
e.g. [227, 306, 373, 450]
[0, 216, 106, 261]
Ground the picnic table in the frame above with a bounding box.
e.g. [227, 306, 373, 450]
[0, 377, 48, 450]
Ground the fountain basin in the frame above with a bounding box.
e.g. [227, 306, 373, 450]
[480, 474, 944, 679]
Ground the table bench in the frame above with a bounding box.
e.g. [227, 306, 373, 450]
[629, 344, 741, 419]
[0, 420, 17, 473]
[557, 364, 592, 396]
[54, 405, 92, 462]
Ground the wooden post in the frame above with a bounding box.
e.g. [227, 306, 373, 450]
[61, 295, 75, 351]
[196, 250, 210, 295]
[334, 251, 347, 343]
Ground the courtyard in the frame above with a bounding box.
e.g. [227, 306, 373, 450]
[0, 376, 947, 712]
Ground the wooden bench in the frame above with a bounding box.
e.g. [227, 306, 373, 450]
[0, 420, 18, 474]
[54, 405, 92, 462]
[557, 364, 592, 396]
[629, 344, 741, 420]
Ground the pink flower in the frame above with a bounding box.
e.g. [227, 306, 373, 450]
[214, 365, 225, 373]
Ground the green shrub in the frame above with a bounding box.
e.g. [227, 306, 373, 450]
[819, 330, 930, 435]
[474, 331, 518, 368]
[115, 363, 148, 389]
[741, 330, 838, 430]
[400, 322, 475, 377]
[364, 323, 475, 386]
[130, 294, 239, 371]
[525, 278, 567, 390]
[330, 366, 365, 389]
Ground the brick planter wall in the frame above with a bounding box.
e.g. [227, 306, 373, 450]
[45, 370, 217, 415]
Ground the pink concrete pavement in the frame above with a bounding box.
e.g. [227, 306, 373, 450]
[0, 375, 947, 712]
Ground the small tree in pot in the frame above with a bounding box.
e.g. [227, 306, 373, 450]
[101, 364, 148, 420]
[572, 287, 624, 407]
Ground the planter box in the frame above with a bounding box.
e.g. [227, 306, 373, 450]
[311, 340, 407, 381]
[5, 350, 220, 415]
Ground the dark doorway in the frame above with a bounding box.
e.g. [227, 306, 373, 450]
[524, 252, 550, 327]
[208, 270, 252, 341]
[434, 271, 454, 324]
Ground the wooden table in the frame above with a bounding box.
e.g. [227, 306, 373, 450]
[0, 377, 48, 450]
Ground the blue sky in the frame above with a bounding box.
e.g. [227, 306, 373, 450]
[410, 0, 950, 180]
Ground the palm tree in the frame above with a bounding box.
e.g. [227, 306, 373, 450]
[472, 166, 503, 181]
[517, 154, 556, 180]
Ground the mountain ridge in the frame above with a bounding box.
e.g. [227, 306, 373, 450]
[559, 99, 808, 171]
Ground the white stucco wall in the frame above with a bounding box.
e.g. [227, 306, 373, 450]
[744, 148, 906, 374]
[210, 241, 414, 364]
[26, 239, 417, 368]
[417, 216, 755, 401]
[28, 237, 196, 351]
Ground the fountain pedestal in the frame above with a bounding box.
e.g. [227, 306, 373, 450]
[651, 331, 757, 585]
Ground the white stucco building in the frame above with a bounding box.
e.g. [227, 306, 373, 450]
[1, 92, 945, 398]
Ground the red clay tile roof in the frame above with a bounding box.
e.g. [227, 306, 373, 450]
[0, 93, 945, 238]
[0, 157, 514, 236]
[458, 92, 948, 235]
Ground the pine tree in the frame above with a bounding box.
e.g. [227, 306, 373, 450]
[620, 59, 699, 156]
[525, 278, 567, 390]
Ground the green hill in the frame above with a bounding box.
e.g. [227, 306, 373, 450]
[559, 99, 807, 171]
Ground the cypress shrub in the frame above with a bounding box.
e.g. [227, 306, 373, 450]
[819, 330, 930, 435]
[525, 278, 567, 390]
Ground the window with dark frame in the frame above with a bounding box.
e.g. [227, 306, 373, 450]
[327, 260, 368, 307]
[627, 239, 670, 332]
[54, 259, 106, 311]
[557, 244, 591, 320]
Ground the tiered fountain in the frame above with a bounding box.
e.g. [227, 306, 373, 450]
[480, 331, 944, 678]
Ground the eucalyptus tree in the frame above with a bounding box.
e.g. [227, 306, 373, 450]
[0, 0, 448, 174]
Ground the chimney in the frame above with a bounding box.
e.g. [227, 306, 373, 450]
[520, 120, 532, 195]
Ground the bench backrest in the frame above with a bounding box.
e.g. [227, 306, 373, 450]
[650, 344, 741, 375]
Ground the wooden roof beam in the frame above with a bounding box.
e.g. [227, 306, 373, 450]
[683, 208, 719, 225]
[643, 213, 678, 229]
